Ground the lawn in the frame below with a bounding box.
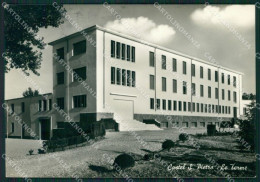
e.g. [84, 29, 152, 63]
[5, 128, 256, 178]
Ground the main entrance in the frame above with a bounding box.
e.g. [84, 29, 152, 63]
[40, 118, 51, 140]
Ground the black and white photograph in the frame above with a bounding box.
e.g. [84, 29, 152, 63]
[0, 1, 259, 181]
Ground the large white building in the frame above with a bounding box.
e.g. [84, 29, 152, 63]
[5, 25, 244, 139]
[49, 25, 243, 130]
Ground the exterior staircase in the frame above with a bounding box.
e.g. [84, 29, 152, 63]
[115, 119, 163, 131]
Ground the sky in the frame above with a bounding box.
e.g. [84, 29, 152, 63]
[5, 4, 256, 100]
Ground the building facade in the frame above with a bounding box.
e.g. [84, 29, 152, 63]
[5, 25, 244, 139]
[50, 25, 243, 130]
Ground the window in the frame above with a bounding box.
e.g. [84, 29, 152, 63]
[127, 70, 131, 86]
[200, 66, 203, 78]
[205, 104, 207, 113]
[208, 104, 211, 113]
[229, 107, 231, 114]
[162, 77, 167, 92]
[183, 81, 187, 94]
[21, 102, 25, 113]
[73, 40, 86, 56]
[149, 52, 154, 67]
[116, 42, 120, 58]
[56, 47, 64, 60]
[116, 68, 121, 85]
[228, 75, 231, 85]
[225, 106, 228, 114]
[178, 101, 182, 111]
[11, 104, 14, 114]
[212, 105, 215, 113]
[188, 102, 191, 111]
[208, 86, 211, 98]
[192, 103, 195, 112]
[156, 99, 160, 109]
[191, 64, 195, 77]
[57, 122, 65, 129]
[111, 67, 115, 84]
[111, 40, 115, 57]
[233, 76, 237, 87]
[215, 71, 218, 82]
[162, 100, 166, 110]
[11, 123, 14, 133]
[172, 58, 177, 72]
[215, 88, 219, 99]
[222, 89, 225, 100]
[200, 122, 205, 127]
[183, 61, 187, 74]
[57, 98, 64, 109]
[233, 91, 237, 103]
[173, 101, 177, 111]
[228, 90, 231, 101]
[150, 98, 154, 109]
[122, 69, 126, 86]
[183, 102, 187, 111]
[162, 55, 166, 69]
[208, 69, 211, 80]
[192, 83, 196, 96]
[200, 85, 204, 97]
[219, 105, 222, 114]
[222, 106, 225, 114]
[132, 71, 136, 87]
[131, 47, 135, 62]
[150, 75, 155, 90]
[73, 95, 86, 108]
[222, 73, 225, 83]
[49, 99, 52, 110]
[73, 67, 86, 81]
[127, 45, 130, 61]
[43, 100, 47, 111]
[216, 105, 218, 113]
[121, 44, 125, 60]
[201, 104, 204, 113]
[191, 122, 197, 128]
[197, 103, 200, 112]
[57, 72, 64, 85]
[168, 100, 172, 110]
[173, 79, 177, 93]
[38, 101, 42, 111]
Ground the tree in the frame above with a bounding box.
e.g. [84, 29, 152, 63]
[22, 87, 39, 97]
[2, 3, 66, 75]
[237, 100, 256, 151]
[242, 93, 256, 100]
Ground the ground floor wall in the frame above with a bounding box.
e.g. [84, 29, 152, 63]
[134, 114, 232, 128]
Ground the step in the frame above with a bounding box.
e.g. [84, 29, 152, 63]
[115, 119, 163, 131]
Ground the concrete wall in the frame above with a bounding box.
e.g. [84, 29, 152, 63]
[95, 29, 243, 121]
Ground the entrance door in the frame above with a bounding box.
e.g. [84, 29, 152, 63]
[113, 100, 133, 120]
[233, 107, 237, 118]
[40, 119, 50, 140]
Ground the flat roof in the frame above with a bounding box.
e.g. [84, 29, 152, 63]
[49, 25, 244, 75]
[5, 93, 52, 102]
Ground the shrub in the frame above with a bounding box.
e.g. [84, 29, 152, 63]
[143, 154, 152, 161]
[179, 133, 189, 142]
[28, 149, 33, 155]
[38, 149, 45, 154]
[162, 140, 175, 150]
[113, 154, 135, 169]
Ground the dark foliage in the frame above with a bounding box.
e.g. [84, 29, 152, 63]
[113, 154, 135, 169]
[237, 100, 256, 151]
[242, 93, 256, 100]
[22, 87, 39, 97]
[3, 3, 66, 75]
[162, 139, 175, 150]
[28, 149, 33, 155]
[179, 133, 189, 142]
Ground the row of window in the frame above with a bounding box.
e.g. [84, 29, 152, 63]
[9, 102, 24, 114]
[111, 40, 135, 62]
[57, 67, 87, 85]
[111, 67, 136, 87]
[150, 76, 237, 102]
[149, 52, 237, 87]
[172, 121, 220, 128]
[56, 40, 87, 60]
[150, 98, 232, 114]
[55, 95, 87, 110]
[38, 99, 53, 112]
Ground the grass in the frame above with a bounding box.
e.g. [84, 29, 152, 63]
[5, 128, 256, 178]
